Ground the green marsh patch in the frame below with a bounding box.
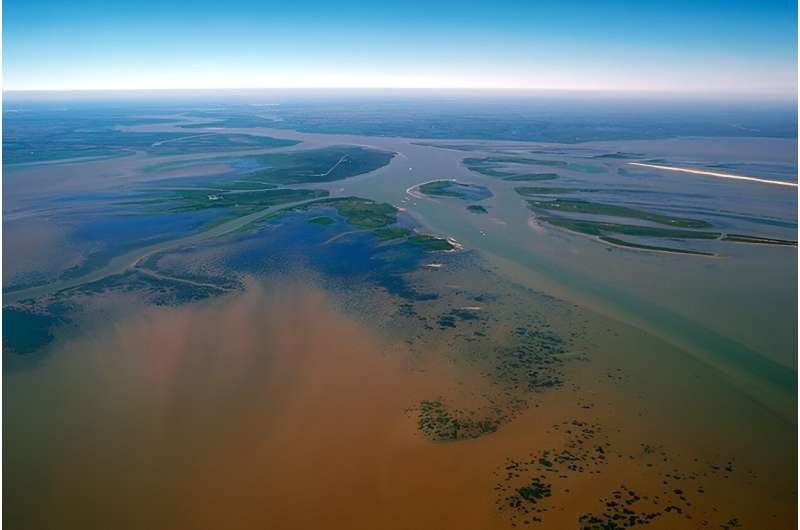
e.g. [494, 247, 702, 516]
[515, 187, 593, 196]
[407, 234, 455, 251]
[131, 188, 329, 214]
[600, 236, 714, 256]
[307, 197, 398, 229]
[241, 146, 394, 184]
[722, 234, 798, 246]
[418, 180, 493, 200]
[294, 197, 455, 251]
[464, 156, 604, 178]
[527, 198, 712, 229]
[503, 173, 561, 182]
[539, 217, 720, 240]
[373, 227, 412, 241]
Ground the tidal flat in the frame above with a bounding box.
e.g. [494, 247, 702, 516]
[3, 103, 797, 529]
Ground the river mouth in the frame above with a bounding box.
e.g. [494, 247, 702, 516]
[4, 106, 797, 529]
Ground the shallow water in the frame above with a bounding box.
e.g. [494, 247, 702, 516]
[5, 278, 795, 529]
[3, 108, 797, 529]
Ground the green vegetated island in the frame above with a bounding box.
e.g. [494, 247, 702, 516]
[123, 145, 395, 219]
[523, 196, 797, 255]
[464, 156, 604, 178]
[416, 180, 494, 215]
[462, 153, 797, 256]
[239, 145, 395, 184]
[291, 197, 456, 251]
[418, 180, 493, 201]
[525, 198, 712, 229]
[515, 186, 601, 195]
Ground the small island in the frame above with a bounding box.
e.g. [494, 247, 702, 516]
[417, 180, 493, 200]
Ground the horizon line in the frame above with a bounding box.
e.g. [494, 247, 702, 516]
[4, 86, 797, 100]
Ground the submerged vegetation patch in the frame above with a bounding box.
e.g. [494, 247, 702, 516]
[436, 307, 482, 329]
[577, 486, 662, 530]
[308, 216, 336, 225]
[2, 306, 63, 354]
[517, 479, 552, 503]
[416, 400, 503, 442]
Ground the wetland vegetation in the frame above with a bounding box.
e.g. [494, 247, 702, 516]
[525, 198, 713, 229]
[722, 233, 798, 246]
[465, 156, 604, 177]
[418, 180, 493, 200]
[539, 217, 720, 240]
[128, 188, 328, 214]
[240, 145, 394, 184]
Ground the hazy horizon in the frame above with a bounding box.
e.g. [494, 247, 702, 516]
[4, 85, 797, 100]
[4, 87, 798, 103]
[5, 0, 797, 94]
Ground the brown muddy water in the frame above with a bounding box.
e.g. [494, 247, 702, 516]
[4, 279, 795, 529]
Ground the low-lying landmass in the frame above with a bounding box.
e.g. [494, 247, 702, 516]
[600, 236, 714, 256]
[503, 173, 561, 181]
[526, 198, 713, 229]
[291, 197, 456, 251]
[722, 233, 798, 246]
[464, 156, 604, 177]
[538, 217, 721, 240]
[515, 186, 597, 195]
[241, 145, 395, 184]
[129, 188, 329, 214]
[418, 180, 493, 200]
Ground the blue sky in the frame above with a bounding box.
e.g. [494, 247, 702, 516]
[4, 0, 797, 94]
